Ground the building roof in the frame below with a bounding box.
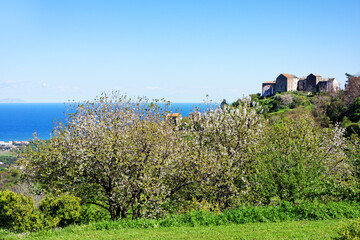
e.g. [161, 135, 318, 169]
[309, 73, 321, 77]
[167, 113, 181, 117]
[281, 73, 298, 78]
[263, 81, 276, 84]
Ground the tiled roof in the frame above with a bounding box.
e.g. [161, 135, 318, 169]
[167, 113, 181, 117]
[263, 82, 276, 84]
[309, 73, 321, 77]
[281, 73, 298, 78]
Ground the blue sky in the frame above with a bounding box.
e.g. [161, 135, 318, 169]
[0, 0, 359, 103]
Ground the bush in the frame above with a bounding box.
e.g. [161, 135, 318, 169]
[78, 204, 111, 224]
[247, 115, 356, 204]
[39, 193, 81, 228]
[291, 95, 305, 108]
[335, 218, 360, 240]
[349, 97, 360, 123]
[345, 123, 360, 138]
[0, 190, 43, 232]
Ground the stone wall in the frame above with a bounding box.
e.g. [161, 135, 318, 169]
[275, 75, 288, 93]
[262, 82, 276, 96]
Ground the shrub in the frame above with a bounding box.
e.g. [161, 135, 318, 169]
[247, 115, 356, 204]
[0, 190, 43, 232]
[291, 95, 305, 108]
[39, 193, 81, 228]
[349, 97, 360, 123]
[345, 123, 360, 138]
[78, 204, 111, 224]
[280, 94, 293, 106]
[335, 218, 360, 240]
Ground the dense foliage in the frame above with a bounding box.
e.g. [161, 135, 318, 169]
[248, 116, 357, 204]
[0, 169, 20, 190]
[170, 100, 265, 211]
[335, 218, 360, 240]
[4, 85, 357, 234]
[39, 193, 81, 228]
[0, 154, 21, 191]
[16, 92, 360, 222]
[0, 191, 86, 232]
[18, 94, 192, 220]
[0, 155, 17, 167]
[0, 190, 43, 232]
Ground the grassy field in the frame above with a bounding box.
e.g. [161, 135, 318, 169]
[0, 151, 12, 157]
[0, 219, 344, 240]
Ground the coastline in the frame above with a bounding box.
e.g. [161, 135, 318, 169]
[0, 141, 29, 152]
[0, 103, 212, 143]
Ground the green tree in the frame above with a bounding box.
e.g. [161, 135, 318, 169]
[344, 135, 360, 183]
[348, 96, 360, 122]
[248, 115, 356, 204]
[220, 99, 228, 108]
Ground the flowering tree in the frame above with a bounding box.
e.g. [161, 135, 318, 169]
[179, 100, 266, 209]
[18, 93, 188, 220]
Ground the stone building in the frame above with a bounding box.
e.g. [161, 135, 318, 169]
[318, 78, 339, 92]
[166, 113, 182, 125]
[262, 73, 339, 96]
[274, 74, 299, 93]
[262, 82, 276, 96]
[297, 73, 322, 92]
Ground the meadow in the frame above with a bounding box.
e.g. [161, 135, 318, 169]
[0, 219, 345, 240]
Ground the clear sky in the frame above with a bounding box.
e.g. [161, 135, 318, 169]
[0, 0, 359, 103]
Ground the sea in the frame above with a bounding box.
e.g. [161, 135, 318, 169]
[0, 103, 211, 142]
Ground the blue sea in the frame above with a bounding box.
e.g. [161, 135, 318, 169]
[0, 103, 209, 141]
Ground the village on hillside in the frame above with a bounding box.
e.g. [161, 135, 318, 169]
[262, 73, 340, 97]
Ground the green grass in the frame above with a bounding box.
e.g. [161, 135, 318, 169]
[269, 108, 293, 114]
[0, 151, 12, 157]
[0, 219, 345, 240]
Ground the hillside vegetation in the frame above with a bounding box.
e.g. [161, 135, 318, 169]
[227, 75, 360, 138]
[1, 75, 360, 239]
